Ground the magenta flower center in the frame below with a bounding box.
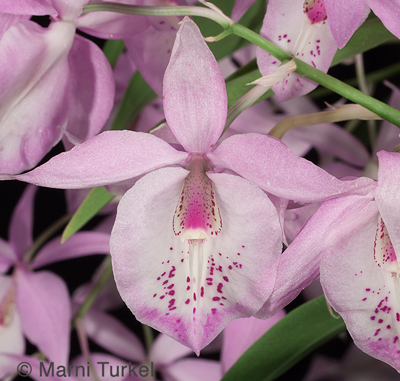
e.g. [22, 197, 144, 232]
[173, 155, 222, 242]
[303, 0, 327, 24]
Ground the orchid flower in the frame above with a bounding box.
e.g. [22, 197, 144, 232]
[317, 151, 400, 372]
[0, 0, 115, 174]
[0, 185, 111, 368]
[256, 0, 338, 101]
[8, 18, 375, 353]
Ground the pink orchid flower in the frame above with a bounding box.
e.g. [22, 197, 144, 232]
[0, 0, 115, 174]
[9, 18, 374, 354]
[0, 185, 110, 368]
[257, 0, 338, 101]
[318, 151, 400, 372]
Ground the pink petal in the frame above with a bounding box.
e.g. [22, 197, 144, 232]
[0, 239, 17, 272]
[0, 1, 57, 16]
[162, 358, 222, 381]
[0, 13, 29, 36]
[257, 0, 338, 101]
[50, 0, 88, 19]
[0, 276, 24, 356]
[320, 200, 400, 371]
[16, 268, 71, 365]
[376, 83, 400, 152]
[62, 34, 115, 151]
[9, 185, 36, 259]
[256, 192, 375, 318]
[375, 151, 400, 257]
[231, 0, 257, 21]
[31, 232, 110, 269]
[0, 20, 73, 174]
[208, 134, 376, 203]
[324, 0, 369, 48]
[82, 309, 146, 363]
[111, 167, 282, 353]
[15, 131, 188, 188]
[163, 18, 227, 153]
[76, 0, 149, 39]
[221, 311, 285, 372]
[368, 0, 400, 41]
[150, 333, 193, 367]
[125, 24, 177, 96]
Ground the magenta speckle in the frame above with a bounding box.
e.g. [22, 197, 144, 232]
[201, 287, 204, 297]
[185, 299, 190, 304]
[213, 297, 220, 301]
[217, 283, 223, 293]
[169, 266, 176, 278]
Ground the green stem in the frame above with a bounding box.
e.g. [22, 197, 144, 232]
[82, 2, 231, 28]
[143, 324, 154, 354]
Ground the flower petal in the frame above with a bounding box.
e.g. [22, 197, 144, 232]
[15, 131, 188, 188]
[16, 268, 71, 365]
[76, 0, 149, 39]
[31, 232, 110, 269]
[62, 34, 115, 151]
[0, 239, 16, 273]
[320, 200, 400, 371]
[0, 13, 29, 36]
[324, 0, 369, 48]
[0, 1, 57, 16]
[256, 192, 374, 318]
[8, 185, 36, 260]
[367, 0, 400, 41]
[163, 18, 227, 153]
[110, 167, 282, 353]
[221, 311, 285, 372]
[231, 0, 257, 21]
[375, 151, 400, 257]
[0, 20, 73, 174]
[162, 358, 222, 381]
[208, 134, 376, 203]
[150, 333, 193, 367]
[82, 308, 146, 363]
[125, 24, 176, 96]
[0, 276, 24, 356]
[257, 0, 337, 101]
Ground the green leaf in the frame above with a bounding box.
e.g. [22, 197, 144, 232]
[102, 39, 125, 68]
[221, 296, 346, 381]
[111, 71, 157, 131]
[332, 18, 397, 67]
[62, 187, 114, 242]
